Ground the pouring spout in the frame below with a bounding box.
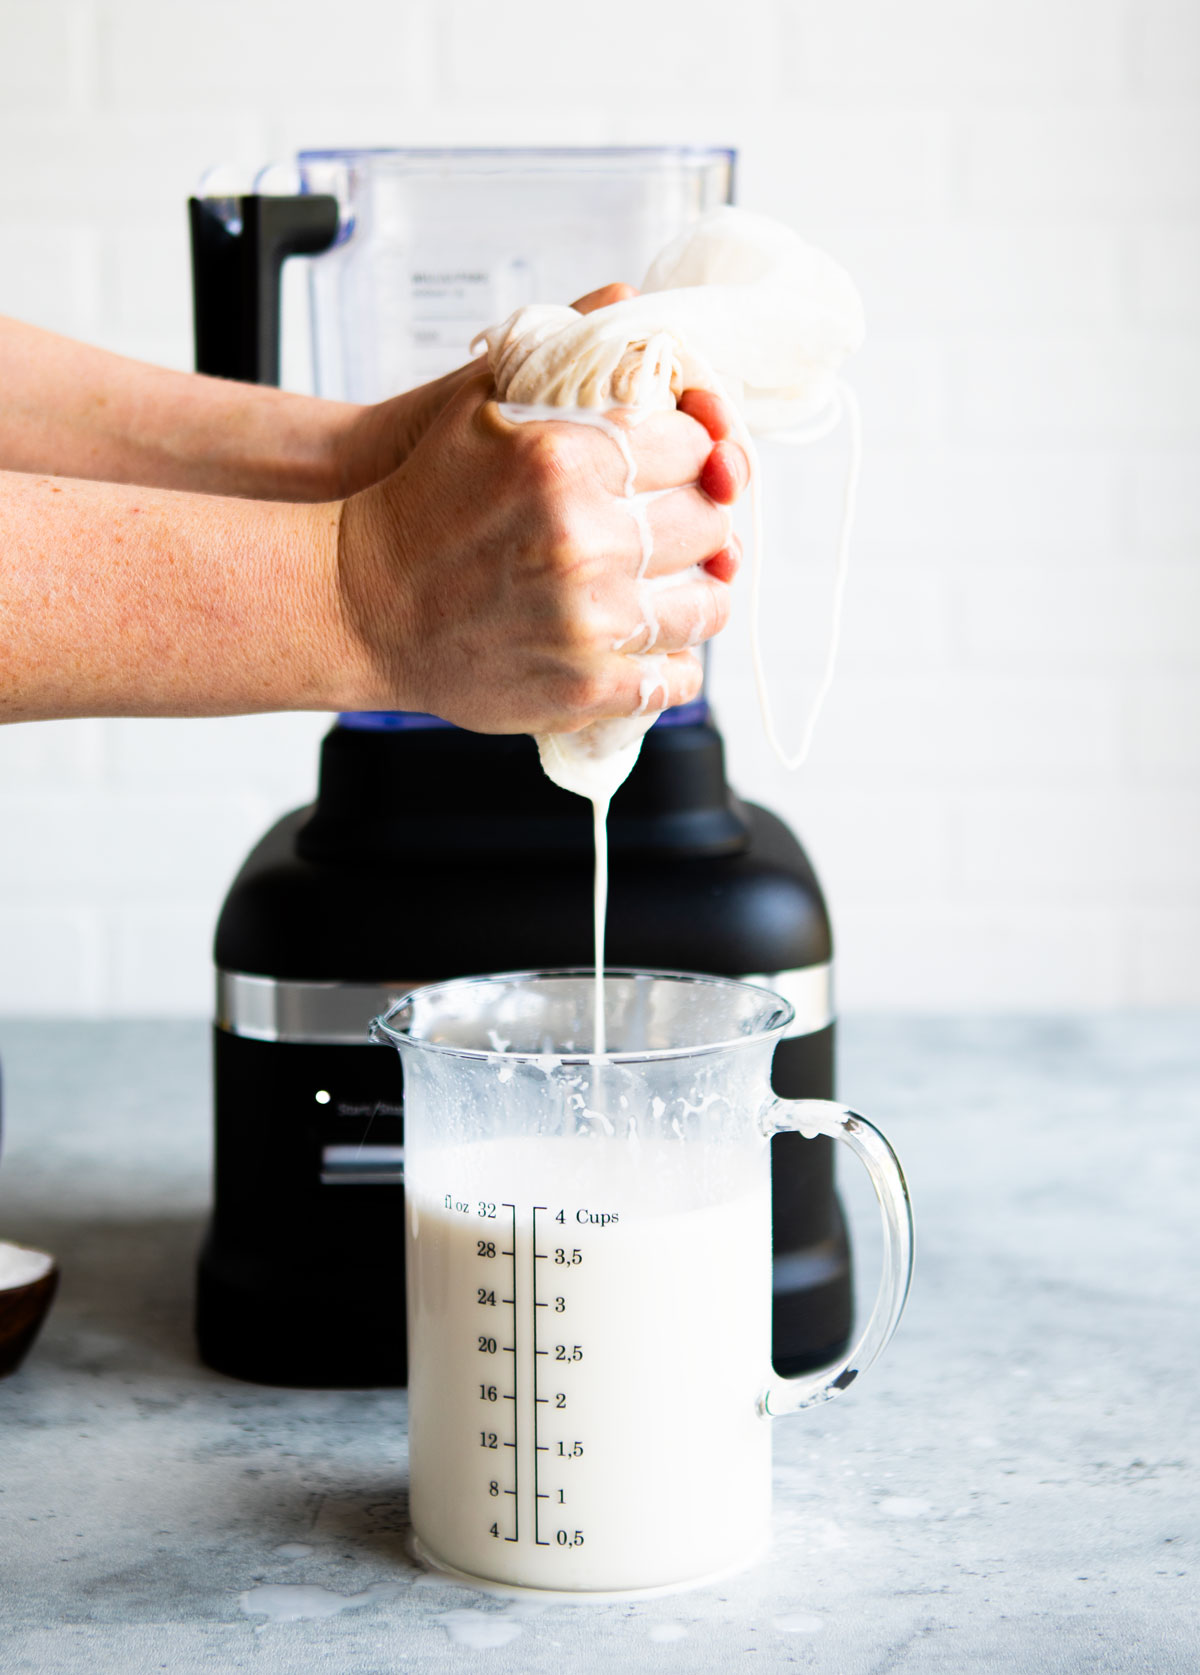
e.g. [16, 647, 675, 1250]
[370, 992, 420, 1049]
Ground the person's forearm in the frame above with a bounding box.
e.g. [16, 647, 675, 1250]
[0, 317, 368, 501]
[0, 470, 365, 719]
[0, 371, 744, 733]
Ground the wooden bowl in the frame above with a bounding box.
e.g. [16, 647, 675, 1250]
[0, 1244, 59, 1378]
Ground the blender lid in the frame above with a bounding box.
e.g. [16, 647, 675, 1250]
[296, 145, 736, 170]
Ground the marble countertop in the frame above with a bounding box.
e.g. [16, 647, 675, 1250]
[0, 1015, 1196, 1674]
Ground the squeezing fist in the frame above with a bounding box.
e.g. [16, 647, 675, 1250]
[333, 369, 749, 732]
[0, 289, 747, 729]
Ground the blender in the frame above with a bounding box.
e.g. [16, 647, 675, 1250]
[190, 148, 851, 1387]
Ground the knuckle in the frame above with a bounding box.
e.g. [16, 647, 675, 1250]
[518, 427, 572, 491]
[558, 596, 606, 656]
[555, 666, 609, 716]
[544, 508, 620, 579]
[519, 422, 592, 491]
[541, 508, 581, 571]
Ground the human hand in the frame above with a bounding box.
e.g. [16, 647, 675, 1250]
[331, 367, 749, 733]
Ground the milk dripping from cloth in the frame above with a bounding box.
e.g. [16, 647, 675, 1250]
[477, 208, 866, 1049]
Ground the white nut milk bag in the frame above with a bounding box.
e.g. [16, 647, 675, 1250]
[477, 206, 866, 801]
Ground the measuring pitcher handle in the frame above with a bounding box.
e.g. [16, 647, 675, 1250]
[760, 1099, 914, 1417]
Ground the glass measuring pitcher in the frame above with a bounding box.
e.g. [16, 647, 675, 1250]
[371, 970, 913, 1596]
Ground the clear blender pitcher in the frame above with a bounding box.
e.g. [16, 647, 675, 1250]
[372, 969, 913, 1596]
[293, 146, 733, 400]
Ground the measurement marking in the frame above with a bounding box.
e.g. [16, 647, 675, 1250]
[531, 1204, 550, 1545]
[503, 1202, 519, 1544]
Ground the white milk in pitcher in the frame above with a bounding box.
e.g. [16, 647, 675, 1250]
[406, 1135, 772, 1593]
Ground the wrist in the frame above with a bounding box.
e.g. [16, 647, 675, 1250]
[248, 497, 364, 712]
[236, 480, 416, 716]
[326, 401, 394, 500]
[321, 478, 422, 714]
[184, 377, 366, 503]
[248, 389, 363, 503]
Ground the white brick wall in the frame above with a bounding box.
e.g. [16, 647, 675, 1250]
[781, 0, 1128, 100]
[0, 0, 1196, 1012]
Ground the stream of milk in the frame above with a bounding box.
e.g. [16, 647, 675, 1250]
[487, 211, 864, 1054]
[591, 795, 609, 1054]
[500, 393, 857, 1057]
[499, 401, 671, 1056]
[502, 391, 858, 1051]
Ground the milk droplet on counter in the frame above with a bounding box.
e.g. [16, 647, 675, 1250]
[773, 1611, 824, 1634]
[437, 1608, 524, 1649]
[879, 1496, 933, 1519]
[271, 1542, 314, 1560]
[648, 1621, 689, 1642]
[238, 1582, 389, 1622]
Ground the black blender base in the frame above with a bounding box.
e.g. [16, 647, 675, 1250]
[771, 1196, 853, 1377]
[196, 1232, 407, 1388]
[769, 1037, 853, 1375]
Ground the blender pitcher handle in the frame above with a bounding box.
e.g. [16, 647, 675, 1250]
[189, 193, 339, 386]
[760, 1100, 914, 1417]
